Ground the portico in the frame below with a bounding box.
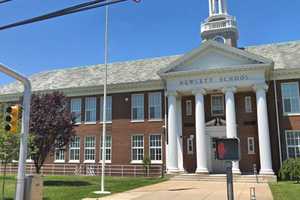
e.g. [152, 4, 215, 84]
[159, 41, 275, 175]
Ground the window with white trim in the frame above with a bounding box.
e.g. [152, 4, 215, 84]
[149, 135, 162, 162]
[245, 96, 252, 113]
[69, 136, 80, 162]
[131, 135, 144, 161]
[148, 92, 162, 120]
[247, 137, 255, 154]
[131, 94, 144, 121]
[100, 96, 112, 122]
[281, 82, 300, 114]
[186, 100, 192, 116]
[211, 95, 224, 116]
[286, 131, 300, 158]
[55, 148, 65, 162]
[85, 97, 96, 122]
[100, 135, 112, 162]
[84, 136, 96, 162]
[71, 98, 82, 123]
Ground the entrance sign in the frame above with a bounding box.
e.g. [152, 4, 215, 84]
[216, 138, 240, 161]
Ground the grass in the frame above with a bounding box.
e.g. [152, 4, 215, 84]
[0, 175, 166, 200]
[269, 181, 300, 200]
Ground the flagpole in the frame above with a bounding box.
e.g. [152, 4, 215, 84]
[94, 4, 110, 195]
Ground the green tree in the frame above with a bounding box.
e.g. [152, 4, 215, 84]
[0, 103, 20, 200]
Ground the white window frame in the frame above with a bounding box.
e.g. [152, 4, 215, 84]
[69, 136, 80, 163]
[285, 130, 300, 159]
[54, 148, 65, 163]
[186, 100, 192, 116]
[100, 96, 112, 123]
[84, 136, 96, 163]
[187, 136, 194, 155]
[131, 94, 144, 122]
[100, 135, 112, 163]
[281, 82, 300, 115]
[247, 137, 255, 155]
[148, 92, 162, 121]
[71, 98, 82, 124]
[211, 95, 224, 116]
[131, 135, 144, 163]
[84, 97, 97, 124]
[149, 134, 162, 164]
[245, 96, 252, 113]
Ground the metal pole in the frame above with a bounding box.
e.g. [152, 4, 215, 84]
[94, 4, 110, 195]
[0, 64, 31, 200]
[226, 161, 234, 200]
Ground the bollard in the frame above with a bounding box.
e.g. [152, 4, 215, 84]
[250, 187, 256, 200]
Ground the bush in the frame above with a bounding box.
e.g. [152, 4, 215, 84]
[279, 158, 300, 183]
[143, 157, 151, 176]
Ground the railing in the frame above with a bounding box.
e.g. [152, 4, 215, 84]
[0, 163, 163, 177]
[201, 18, 237, 33]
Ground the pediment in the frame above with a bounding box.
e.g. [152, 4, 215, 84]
[159, 41, 273, 76]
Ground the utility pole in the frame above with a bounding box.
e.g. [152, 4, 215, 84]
[0, 64, 31, 200]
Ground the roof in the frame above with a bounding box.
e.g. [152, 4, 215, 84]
[0, 40, 300, 95]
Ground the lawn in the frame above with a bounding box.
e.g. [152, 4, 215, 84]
[0, 175, 166, 200]
[269, 181, 300, 200]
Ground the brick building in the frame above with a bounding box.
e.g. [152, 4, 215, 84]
[0, 0, 300, 176]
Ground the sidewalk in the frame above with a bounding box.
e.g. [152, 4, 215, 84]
[83, 180, 273, 200]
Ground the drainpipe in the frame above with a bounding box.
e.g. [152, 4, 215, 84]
[163, 80, 168, 174]
[273, 78, 283, 167]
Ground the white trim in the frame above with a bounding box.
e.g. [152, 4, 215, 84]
[69, 136, 80, 163]
[281, 82, 300, 115]
[54, 160, 65, 164]
[285, 130, 300, 159]
[130, 120, 145, 123]
[148, 92, 162, 120]
[211, 94, 224, 116]
[130, 160, 143, 164]
[283, 113, 300, 117]
[149, 134, 163, 163]
[100, 121, 112, 124]
[84, 122, 97, 125]
[84, 97, 97, 123]
[83, 160, 96, 164]
[131, 94, 145, 121]
[131, 134, 144, 162]
[68, 160, 80, 164]
[100, 135, 112, 163]
[70, 98, 82, 124]
[148, 119, 163, 122]
[247, 137, 255, 155]
[84, 136, 96, 162]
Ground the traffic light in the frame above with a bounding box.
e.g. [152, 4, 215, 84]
[216, 138, 240, 161]
[4, 104, 21, 133]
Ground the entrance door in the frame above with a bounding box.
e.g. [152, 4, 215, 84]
[211, 137, 226, 173]
[183, 134, 197, 173]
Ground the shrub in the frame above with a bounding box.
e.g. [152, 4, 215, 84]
[143, 157, 151, 176]
[279, 158, 300, 183]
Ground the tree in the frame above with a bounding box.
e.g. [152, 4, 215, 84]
[28, 92, 75, 174]
[0, 104, 20, 200]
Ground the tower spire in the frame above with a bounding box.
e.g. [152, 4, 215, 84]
[201, 0, 239, 47]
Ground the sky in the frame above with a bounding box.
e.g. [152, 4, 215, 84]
[0, 0, 299, 85]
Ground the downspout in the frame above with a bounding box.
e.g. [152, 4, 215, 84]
[163, 80, 168, 174]
[273, 77, 283, 167]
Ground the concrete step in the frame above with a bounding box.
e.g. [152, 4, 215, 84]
[171, 174, 277, 183]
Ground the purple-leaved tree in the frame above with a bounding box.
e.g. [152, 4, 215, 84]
[29, 92, 75, 174]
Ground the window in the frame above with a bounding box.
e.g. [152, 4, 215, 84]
[247, 137, 255, 154]
[85, 97, 97, 122]
[55, 148, 65, 162]
[149, 92, 162, 120]
[69, 136, 80, 162]
[71, 98, 82, 123]
[245, 96, 252, 113]
[281, 82, 300, 114]
[131, 94, 144, 121]
[187, 136, 194, 155]
[186, 100, 192, 116]
[286, 131, 300, 158]
[149, 135, 162, 162]
[213, 36, 226, 44]
[100, 96, 112, 122]
[84, 136, 96, 162]
[211, 95, 224, 116]
[131, 135, 144, 162]
[100, 135, 112, 162]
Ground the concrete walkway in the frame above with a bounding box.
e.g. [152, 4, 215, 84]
[83, 180, 273, 200]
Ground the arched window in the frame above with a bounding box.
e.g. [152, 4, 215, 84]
[213, 36, 226, 44]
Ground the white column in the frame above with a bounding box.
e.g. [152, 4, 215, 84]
[176, 96, 184, 172]
[193, 89, 209, 174]
[223, 87, 241, 174]
[218, 0, 223, 14]
[222, 0, 228, 14]
[167, 92, 179, 173]
[209, 0, 213, 16]
[253, 84, 274, 175]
